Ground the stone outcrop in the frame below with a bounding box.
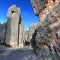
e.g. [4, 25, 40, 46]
[19, 22, 37, 47]
[19, 22, 28, 48]
[3, 5, 31, 48]
[0, 23, 6, 43]
[4, 5, 29, 48]
[28, 23, 37, 47]
[0, 5, 37, 48]
[31, 0, 60, 59]
[19, 22, 24, 48]
[22, 28, 29, 46]
[31, 0, 48, 16]
[18, 22, 38, 48]
[5, 5, 21, 48]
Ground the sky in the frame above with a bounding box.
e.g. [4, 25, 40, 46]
[0, 0, 38, 29]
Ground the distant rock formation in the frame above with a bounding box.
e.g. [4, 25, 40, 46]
[19, 22, 28, 48]
[5, 5, 30, 48]
[0, 23, 6, 43]
[28, 23, 37, 47]
[31, 0, 60, 59]
[0, 5, 37, 48]
[5, 5, 21, 48]
[19, 22, 37, 47]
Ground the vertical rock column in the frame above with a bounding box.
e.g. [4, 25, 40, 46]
[28, 23, 37, 47]
[5, 5, 21, 48]
[19, 23, 24, 48]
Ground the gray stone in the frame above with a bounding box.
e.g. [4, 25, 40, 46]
[28, 23, 37, 47]
[31, 0, 48, 16]
[19, 22, 28, 48]
[29, 23, 37, 40]
[31, 0, 60, 59]
[22, 28, 28, 46]
[5, 5, 21, 48]
[0, 23, 6, 43]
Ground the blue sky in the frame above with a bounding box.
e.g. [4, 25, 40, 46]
[0, 0, 38, 29]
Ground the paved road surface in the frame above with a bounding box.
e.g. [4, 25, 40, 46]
[0, 47, 39, 60]
[0, 47, 60, 60]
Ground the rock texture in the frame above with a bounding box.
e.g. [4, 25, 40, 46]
[0, 5, 37, 48]
[19, 22, 24, 48]
[19, 22, 28, 48]
[31, 0, 48, 16]
[5, 5, 21, 48]
[31, 0, 60, 59]
[19, 23, 37, 47]
[0, 23, 6, 43]
[28, 23, 37, 47]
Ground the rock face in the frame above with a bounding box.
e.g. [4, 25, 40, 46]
[19, 23, 37, 47]
[31, 0, 48, 16]
[28, 23, 37, 47]
[19, 22, 28, 48]
[0, 5, 37, 48]
[5, 5, 21, 48]
[22, 29, 29, 46]
[19, 22, 24, 48]
[31, 0, 60, 59]
[0, 23, 6, 43]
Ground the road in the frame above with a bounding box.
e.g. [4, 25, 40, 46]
[0, 47, 39, 60]
[0, 47, 60, 60]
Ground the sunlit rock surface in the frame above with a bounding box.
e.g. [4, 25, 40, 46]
[31, 0, 60, 59]
[5, 5, 21, 48]
[31, 0, 48, 16]
[0, 0, 60, 59]
[19, 22, 28, 48]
